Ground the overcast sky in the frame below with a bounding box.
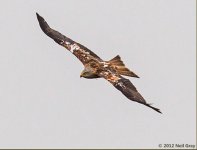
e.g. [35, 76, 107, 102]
[0, 0, 196, 149]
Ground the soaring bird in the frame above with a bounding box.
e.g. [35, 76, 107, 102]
[36, 13, 161, 113]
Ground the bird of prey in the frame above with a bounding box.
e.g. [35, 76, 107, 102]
[36, 13, 161, 113]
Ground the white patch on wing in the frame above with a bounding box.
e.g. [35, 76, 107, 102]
[100, 71, 109, 77]
[101, 62, 109, 67]
[104, 72, 109, 75]
[104, 64, 108, 67]
[70, 43, 80, 53]
[101, 72, 120, 83]
[117, 81, 126, 89]
[65, 41, 70, 45]
[60, 40, 64, 45]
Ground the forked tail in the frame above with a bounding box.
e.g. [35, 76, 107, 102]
[109, 55, 139, 78]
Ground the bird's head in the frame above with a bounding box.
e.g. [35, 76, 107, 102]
[80, 68, 92, 78]
[80, 70, 88, 78]
[80, 68, 98, 79]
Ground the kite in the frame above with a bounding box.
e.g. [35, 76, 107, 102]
[36, 13, 161, 113]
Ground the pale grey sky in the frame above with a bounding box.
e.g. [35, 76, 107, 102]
[0, 0, 196, 149]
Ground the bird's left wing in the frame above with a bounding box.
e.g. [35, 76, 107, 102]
[36, 13, 102, 65]
[99, 69, 161, 113]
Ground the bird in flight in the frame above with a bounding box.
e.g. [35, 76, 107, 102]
[36, 13, 161, 113]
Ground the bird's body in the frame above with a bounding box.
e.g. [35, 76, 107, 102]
[36, 13, 161, 113]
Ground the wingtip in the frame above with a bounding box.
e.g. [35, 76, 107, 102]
[36, 13, 51, 34]
[154, 108, 162, 114]
[145, 103, 162, 114]
[135, 75, 140, 78]
[36, 12, 43, 21]
[36, 12, 39, 17]
[152, 107, 162, 114]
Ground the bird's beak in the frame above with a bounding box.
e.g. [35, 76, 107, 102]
[80, 73, 83, 78]
[80, 70, 85, 78]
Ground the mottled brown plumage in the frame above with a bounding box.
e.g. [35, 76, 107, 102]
[36, 13, 161, 113]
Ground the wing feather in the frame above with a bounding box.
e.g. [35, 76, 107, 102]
[36, 13, 102, 65]
[99, 70, 161, 113]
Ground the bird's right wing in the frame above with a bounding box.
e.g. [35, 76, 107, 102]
[36, 13, 102, 65]
[99, 69, 161, 113]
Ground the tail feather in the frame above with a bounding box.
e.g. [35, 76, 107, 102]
[109, 55, 124, 66]
[109, 55, 139, 78]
